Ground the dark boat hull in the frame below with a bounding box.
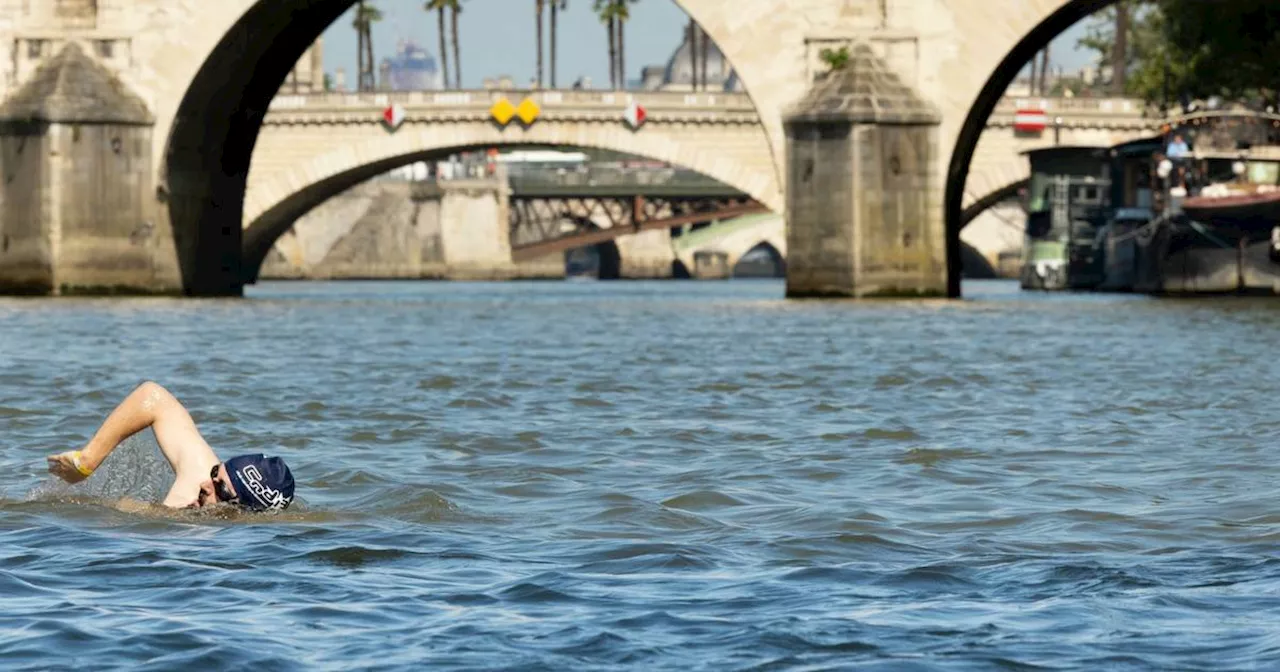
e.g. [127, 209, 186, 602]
[1181, 191, 1280, 229]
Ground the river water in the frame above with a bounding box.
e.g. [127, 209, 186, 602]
[2, 279, 1280, 669]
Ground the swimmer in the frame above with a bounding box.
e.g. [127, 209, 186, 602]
[45, 381, 295, 511]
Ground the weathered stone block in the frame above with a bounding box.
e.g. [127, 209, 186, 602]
[0, 43, 179, 295]
[783, 42, 945, 298]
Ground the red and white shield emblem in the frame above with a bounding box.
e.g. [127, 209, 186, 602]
[382, 103, 406, 131]
[624, 101, 647, 130]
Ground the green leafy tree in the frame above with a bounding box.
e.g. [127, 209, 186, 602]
[1075, 1, 1150, 95]
[1077, 0, 1280, 108]
[1158, 0, 1280, 105]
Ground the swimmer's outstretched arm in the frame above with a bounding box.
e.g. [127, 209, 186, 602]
[47, 381, 217, 483]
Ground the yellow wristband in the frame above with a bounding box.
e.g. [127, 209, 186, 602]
[71, 451, 93, 477]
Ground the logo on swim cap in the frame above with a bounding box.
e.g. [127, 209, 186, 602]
[224, 454, 295, 511]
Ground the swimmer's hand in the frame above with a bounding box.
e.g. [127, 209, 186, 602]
[46, 450, 93, 484]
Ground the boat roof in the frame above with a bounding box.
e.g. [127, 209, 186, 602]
[1109, 135, 1164, 156]
[1018, 145, 1110, 159]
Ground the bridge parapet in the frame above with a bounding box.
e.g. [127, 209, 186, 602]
[265, 90, 762, 126]
[986, 96, 1157, 131]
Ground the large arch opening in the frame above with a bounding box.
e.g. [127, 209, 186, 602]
[164, 0, 772, 296]
[944, 0, 1118, 296]
[242, 143, 761, 283]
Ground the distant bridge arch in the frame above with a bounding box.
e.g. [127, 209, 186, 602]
[672, 213, 785, 276]
[242, 99, 777, 280]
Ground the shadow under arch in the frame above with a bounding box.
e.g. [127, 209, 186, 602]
[164, 0, 768, 296]
[243, 145, 488, 282]
[240, 141, 762, 283]
[944, 0, 1115, 297]
[562, 217, 621, 280]
[959, 241, 999, 279]
[732, 241, 785, 278]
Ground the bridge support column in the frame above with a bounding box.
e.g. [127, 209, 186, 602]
[615, 229, 675, 279]
[436, 179, 562, 280]
[783, 44, 946, 299]
[0, 44, 181, 295]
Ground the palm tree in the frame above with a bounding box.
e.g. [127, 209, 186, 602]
[449, 0, 462, 88]
[688, 19, 700, 91]
[1038, 44, 1051, 94]
[354, 1, 364, 89]
[615, 0, 635, 89]
[352, 1, 383, 91]
[535, 0, 545, 88]
[425, 0, 451, 87]
[699, 22, 709, 90]
[595, 0, 636, 90]
[593, 0, 617, 89]
[550, 1, 566, 88]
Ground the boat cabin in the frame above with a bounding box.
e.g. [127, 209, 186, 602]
[1020, 146, 1112, 290]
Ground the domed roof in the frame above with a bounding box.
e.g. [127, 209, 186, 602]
[664, 26, 732, 90]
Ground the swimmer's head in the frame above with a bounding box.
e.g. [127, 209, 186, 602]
[215, 454, 296, 511]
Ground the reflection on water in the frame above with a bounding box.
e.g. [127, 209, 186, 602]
[2, 279, 1280, 669]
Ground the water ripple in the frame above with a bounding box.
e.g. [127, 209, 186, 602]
[1, 280, 1279, 668]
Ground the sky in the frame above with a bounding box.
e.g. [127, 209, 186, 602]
[320, 0, 1100, 90]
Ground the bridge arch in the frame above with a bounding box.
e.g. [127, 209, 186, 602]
[944, 0, 1117, 294]
[672, 213, 784, 276]
[241, 127, 773, 282]
[161, 0, 787, 295]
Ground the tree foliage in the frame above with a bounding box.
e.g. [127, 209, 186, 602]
[1075, 0, 1280, 107]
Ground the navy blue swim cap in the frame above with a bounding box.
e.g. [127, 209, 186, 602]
[224, 454, 295, 511]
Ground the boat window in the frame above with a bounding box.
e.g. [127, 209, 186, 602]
[1027, 173, 1051, 213]
[1247, 162, 1279, 185]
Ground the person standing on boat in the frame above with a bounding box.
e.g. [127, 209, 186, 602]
[45, 381, 296, 511]
[1167, 134, 1191, 159]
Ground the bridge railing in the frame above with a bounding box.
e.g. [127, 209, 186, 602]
[268, 89, 758, 112]
[505, 163, 734, 191]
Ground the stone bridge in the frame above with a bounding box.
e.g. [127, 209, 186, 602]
[253, 90, 1155, 276]
[0, 0, 1166, 296]
[244, 89, 775, 274]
